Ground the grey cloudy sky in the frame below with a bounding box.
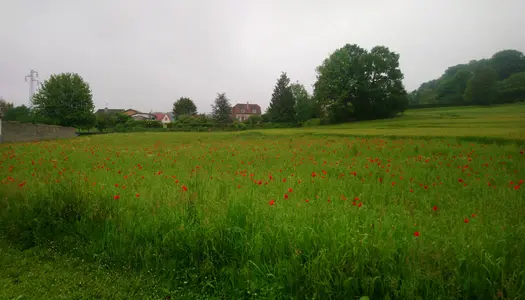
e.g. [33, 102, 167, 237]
[1, 0, 524, 113]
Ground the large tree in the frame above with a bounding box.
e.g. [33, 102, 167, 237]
[173, 97, 197, 117]
[211, 93, 232, 126]
[490, 50, 525, 81]
[0, 97, 14, 117]
[497, 71, 525, 103]
[314, 44, 408, 123]
[267, 72, 296, 123]
[290, 82, 314, 124]
[435, 69, 473, 104]
[32, 73, 95, 128]
[463, 67, 498, 105]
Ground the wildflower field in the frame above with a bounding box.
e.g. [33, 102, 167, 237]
[1, 105, 525, 299]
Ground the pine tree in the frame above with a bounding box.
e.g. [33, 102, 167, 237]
[267, 72, 296, 123]
[211, 93, 232, 126]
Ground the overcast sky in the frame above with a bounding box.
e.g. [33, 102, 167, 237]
[1, 0, 524, 113]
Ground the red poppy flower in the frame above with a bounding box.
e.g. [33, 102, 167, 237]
[414, 231, 420, 237]
[114, 195, 120, 200]
[135, 193, 140, 198]
[288, 188, 293, 192]
[432, 205, 438, 211]
[182, 185, 188, 192]
[269, 199, 275, 206]
[284, 194, 289, 199]
[464, 218, 469, 223]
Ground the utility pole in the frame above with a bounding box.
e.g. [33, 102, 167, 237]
[25, 69, 40, 107]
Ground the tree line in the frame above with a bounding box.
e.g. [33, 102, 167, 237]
[409, 49, 525, 106]
[3, 45, 523, 130]
[171, 43, 410, 126]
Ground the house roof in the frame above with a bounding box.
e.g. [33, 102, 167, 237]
[232, 103, 262, 115]
[153, 113, 170, 122]
[95, 108, 124, 115]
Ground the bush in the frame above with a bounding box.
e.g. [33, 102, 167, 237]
[303, 118, 321, 127]
[113, 123, 127, 132]
[243, 115, 263, 127]
[234, 122, 247, 130]
[141, 120, 163, 128]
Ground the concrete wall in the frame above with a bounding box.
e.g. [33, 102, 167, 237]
[0, 120, 77, 143]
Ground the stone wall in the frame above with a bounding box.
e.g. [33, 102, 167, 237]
[0, 120, 77, 143]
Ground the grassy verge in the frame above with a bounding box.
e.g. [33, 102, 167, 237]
[0, 241, 213, 300]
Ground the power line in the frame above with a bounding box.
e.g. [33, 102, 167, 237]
[24, 69, 41, 107]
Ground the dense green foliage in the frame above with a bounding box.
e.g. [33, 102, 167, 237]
[211, 93, 233, 126]
[291, 82, 316, 124]
[498, 71, 525, 103]
[32, 73, 95, 129]
[0, 97, 14, 117]
[410, 49, 525, 106]
[2, 105, 33, 122]
[463, 67, 498, 105]
[92, 112, 166, 133]
[314, 44, 408, 123]
[173, 97, 198, 116]
[1, 104, 66, 125]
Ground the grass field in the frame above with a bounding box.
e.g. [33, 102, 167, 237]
[265, 103, 525, 141]
[1, 104, 524, 299]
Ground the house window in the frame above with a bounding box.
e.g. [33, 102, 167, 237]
[251, 109, 256, 114]
[240, 108, 245, 113]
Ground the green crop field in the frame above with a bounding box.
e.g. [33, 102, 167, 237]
[261, 102, 525, 141]
[1, 104, 524, 299]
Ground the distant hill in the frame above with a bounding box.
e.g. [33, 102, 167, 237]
[409, 49, 525, 106]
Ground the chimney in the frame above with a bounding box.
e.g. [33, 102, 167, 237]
[246, 102, 249, 112]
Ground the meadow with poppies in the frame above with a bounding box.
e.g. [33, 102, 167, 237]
[1, 106, 525, 299]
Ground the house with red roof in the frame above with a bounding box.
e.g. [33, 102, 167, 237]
[153, 113, 172, 127]
[231, 103, 262, 122]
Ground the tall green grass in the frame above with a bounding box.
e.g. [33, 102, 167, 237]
[1, 134, 524, 298]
